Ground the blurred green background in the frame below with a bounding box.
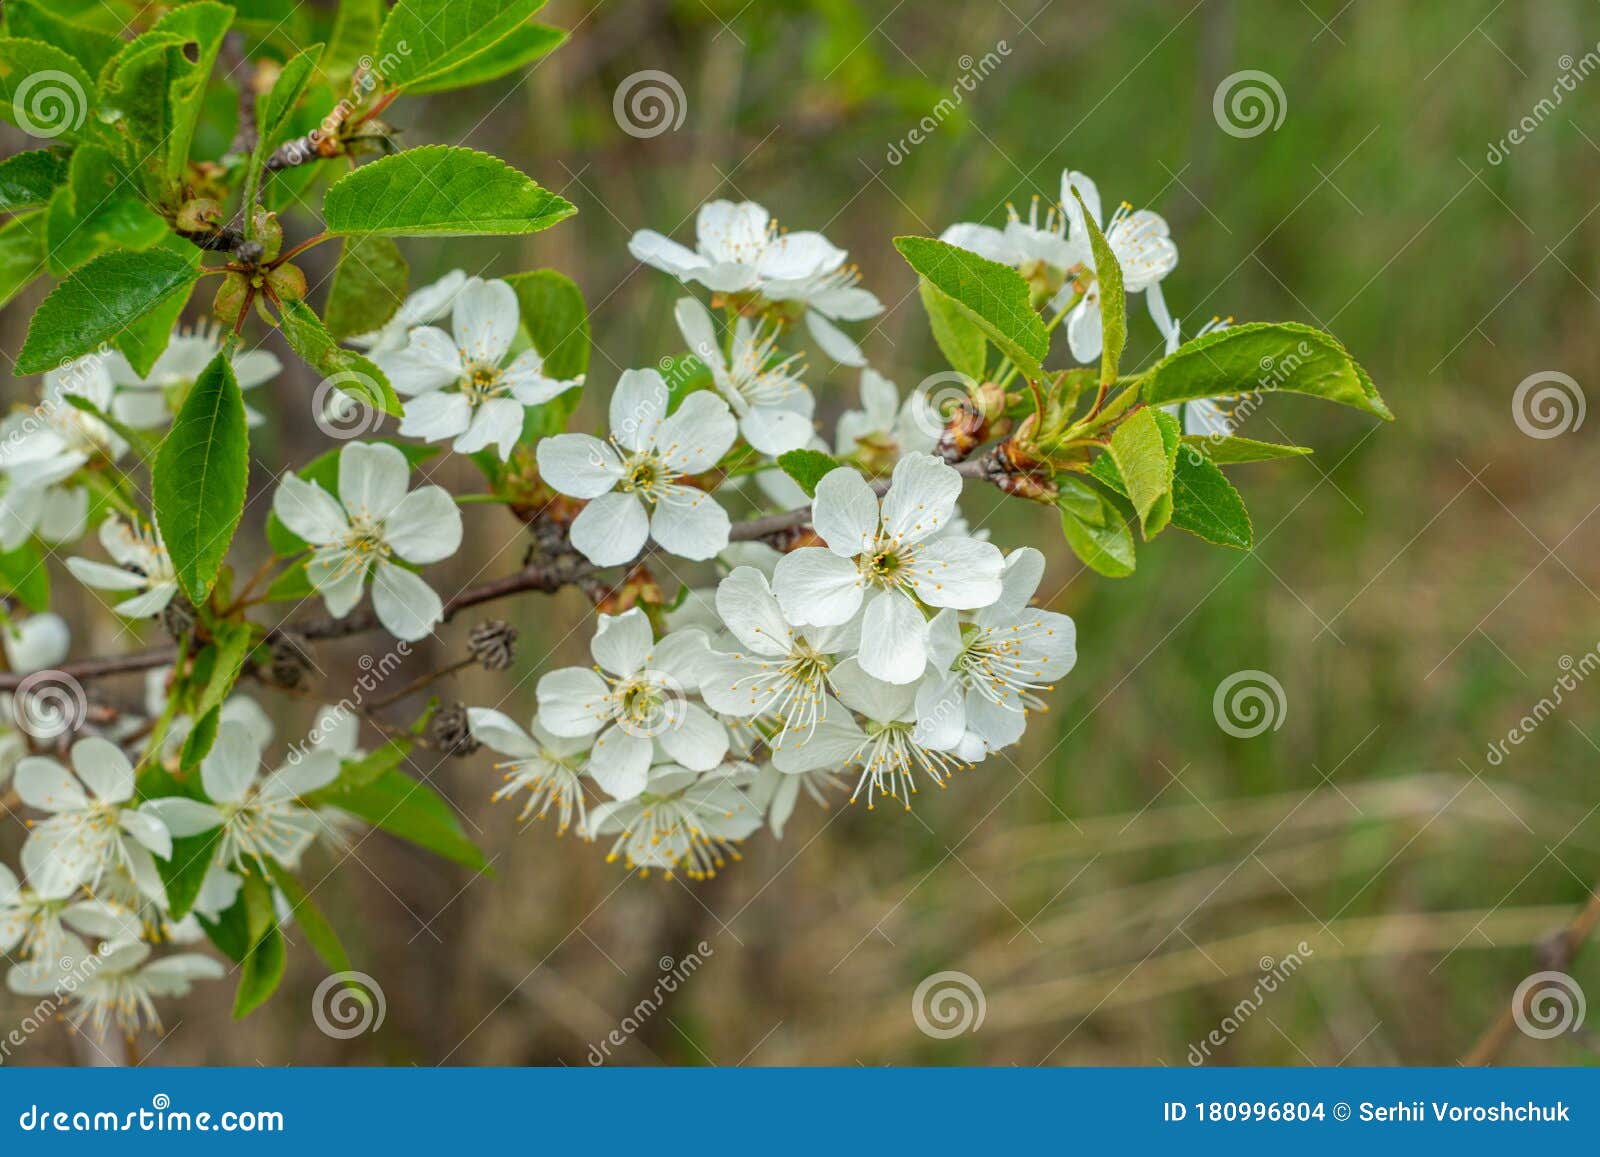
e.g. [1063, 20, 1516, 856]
[5, 0, 1599, 1065]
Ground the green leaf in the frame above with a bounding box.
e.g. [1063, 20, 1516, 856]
[324, 737, 412, 793]
[233, 921, 286, 1018]
[1171, 447, 1253, 549]
[1057, 478, 1135, 577]
[894, 236, 1047, 379]
[324, 0, 383, 84]
[918, 279, 987, 384]
[313, 769, 490, 872]
[158, 828, 223, 922]
[110, 239, 199, 377]
[406, 21, 565, 94]
[16, 247, 200, 374]
[504, 268, 589, 381]
[45, 144, 168, 274]
[0, 542, 50, 612]
[0, 208, 47, 311]
[0, 148, 70, 214]
[377, 0, 550, 91]
[178, 704, 220, 766]
[1068, 183, 1124, 386]
[5, 1, 121, 76]
[324, 235, 408, 341]
[1141, 321, 1393, 421]
[1105, 407, 1172, 536]
[278, 297, 403, 416]
[257, 42, 323, 148]
[777, 448, 840, 498]
[0, 38, 96, 142]
[153, 352, 249, 602]
[1183, 434, 1313, 464]
[264, 859, 352, 974]
[191, 622, 257, 721]
[322, 145, 576, 238]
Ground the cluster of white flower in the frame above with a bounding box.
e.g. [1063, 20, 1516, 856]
[0, 168, 1248, 1029]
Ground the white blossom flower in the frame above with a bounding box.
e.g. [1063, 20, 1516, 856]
[583, 763, 762, 879]
[537, 369, 736, 566]
[834, 368, 939, 465]
[469, 708, 590, 835]
[772, 454, 1004, 684]
[15, 738, 175, 901]
[940, 193, 1085, 299]
[1149, 286, 1236, 437]
[629, 199, 883, 367]
[65, 515, 179, 617]
[7, 936, 222, 1038]
[1061, 169, 1177, 363]
[700, 566, 858, 748]
[143, 718, 341, 870]
[0, 355, 125, 551]
[377, 276, 582, 460]
[272, 441, 463, 642]
[1, 614, 70, 789]
[106, 324, 280, 428]
[773, 659, 966, 810]
[674, 297, 814, 454]
[535, 609, 727, 800]
[915, 547, 1077, 756]
[0, 863, 143, 960]
[348, 269, 469, 354]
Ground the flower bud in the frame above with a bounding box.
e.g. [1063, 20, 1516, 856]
[251, 208, 283, 262]
[213, 271, 250, 327]
[266, 261, 307, 303]
[176, 197, 222, 233]
[467, 620, 518, 671]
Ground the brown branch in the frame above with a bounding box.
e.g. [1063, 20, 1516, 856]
[1461, 881, 1600, 1065]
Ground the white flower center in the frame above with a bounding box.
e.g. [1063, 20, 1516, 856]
[956, 620, 1056, 711]
[601, 795, 743, 881]
[846, 719, 964, 811]
[458, 359, 509, 405]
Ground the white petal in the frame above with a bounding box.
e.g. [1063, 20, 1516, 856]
[21, 823, 97, 899]
[398, 389, 473, 442]
[273, 474, 348, 546]
[15, 756, 88, 812]
[649, 485, 730, 560]
[805, 311, 866, 367]
[536, 666, 611, 737]
[772, 714, 864, 773]
[537, 435, 622, 500]
[260, 749, 340, 802]
[811, 467, 880, 557]
[912, 672, 967, 750]
[1066, 294, 1103, 363]
[376, 327, 461, 396]
[569, 491, 649, 567]
[586, 726, 651, 800]
[114, 584, 177, 618]
[714, 566, 791, 656]
[673, 296, 725, 372]
[857, 589, 929, 684]
[657, 703, 728, 771]
[880, 452, 961, 543]
[609, 368, 670, 452]
[120, 808, 173, 859]
[453, 397, 525, 460]
[372, 560, 443, 642]
[69, 736, 134, 803]
[451, 277, 519, 365]
[201, 720, 264, 804]
[590, 609, 654, 677]
[628, 230, 707, 277]
[141, 797, 223, 838]
[939, 222, 1020, 265]
[383, 485, 462, 564]
[339, 441, 411, 523]
[904, 536, 1005, 609]
[739, 407, 813, 455]
[466, 708, 540, 758]
[653, 391, 737, 474]
[772, 548, 863, 627]
[65, 557, 145, 591]
[829, 656, 917, 720]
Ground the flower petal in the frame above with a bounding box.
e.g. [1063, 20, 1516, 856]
[69, 736, 134, 803]
[714, 566, 791, 656]
[609, 368, 670, 452]
[811, 466, 880, 557]
[904, 536, 1005, 609]
[590, 609, 654, 677]
[15, 756, 88, 812]
[587, 726, 651, 800]
[273, 474, 347, 546]
[372, 560, 444, 642]
[536, 666, 611, 737]
[537, 434, 622, 500]
[452, 397, 525, 460]
[375, 326, 461, 396]
[856, 589, 929, 685]
[383, 485, 463, 565]
[451, 277, 519, 365]
[880, 452, 961, 543]
[339, 441, 411, 523]
[658, 702, 728, 771]
[202, 720, 265, 804]
[772, 547, 863, 627]
[653, 391, 737, 474]
[569, 490, 649, 566]
[467, 708, 540, 758]
[649, 485, 730, 561]
[398, 388, 473, 442]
